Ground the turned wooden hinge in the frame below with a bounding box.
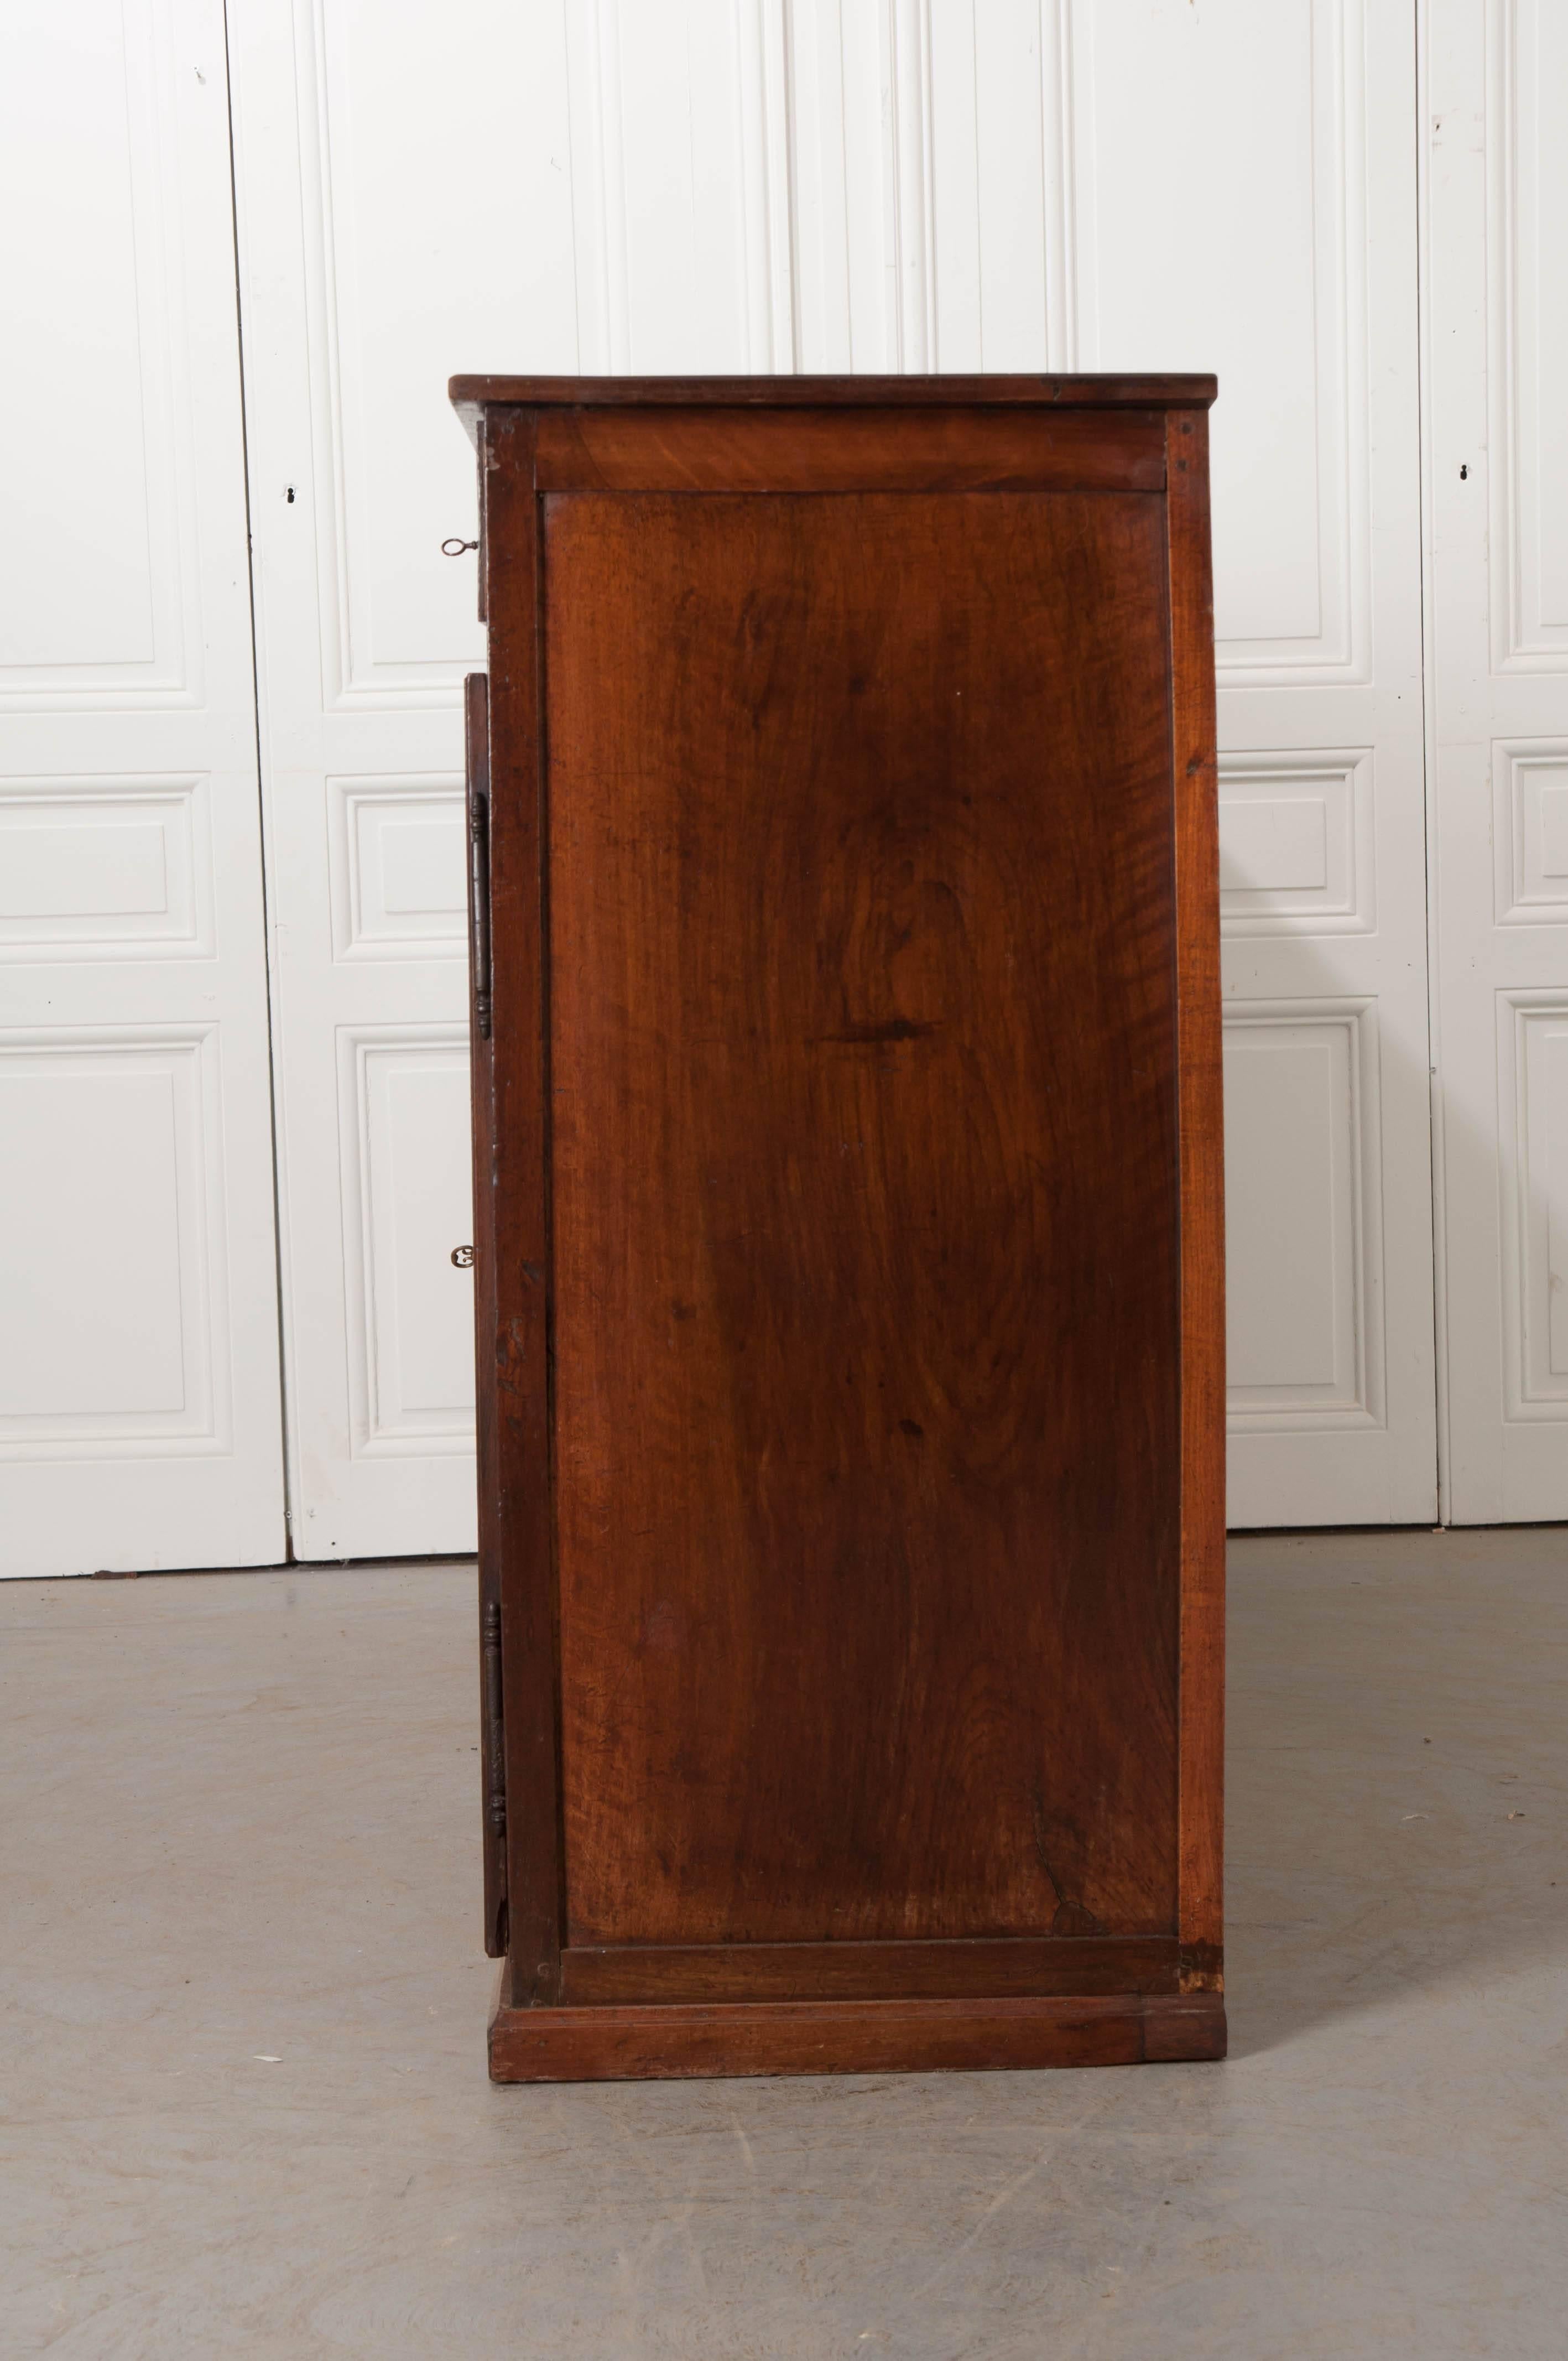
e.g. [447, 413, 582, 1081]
[469, 786, 492, 1041]
[465, 672, 492, 1041]
[482, 1598, 506, 1842]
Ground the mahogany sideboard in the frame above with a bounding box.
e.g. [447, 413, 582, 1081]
[449, 374, 1225, 2082]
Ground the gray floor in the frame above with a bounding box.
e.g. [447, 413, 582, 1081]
[2, 1531, 1565, 2359]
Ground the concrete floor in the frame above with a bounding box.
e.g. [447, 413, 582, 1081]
[2, 1531, 1565, 2359]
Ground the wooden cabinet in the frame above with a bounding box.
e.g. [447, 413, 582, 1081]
[451, 375, 1225, 2081]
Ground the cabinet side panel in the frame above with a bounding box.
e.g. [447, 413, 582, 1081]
[546, 488, 1182, 1950]
[1167, 411, 1226, 1987]
[481, 413, 563, 2004]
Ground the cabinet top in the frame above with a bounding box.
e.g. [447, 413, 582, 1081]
[449, 372, 1217, 446]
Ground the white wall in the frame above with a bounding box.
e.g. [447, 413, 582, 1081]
[4, 1, 1559, 1566]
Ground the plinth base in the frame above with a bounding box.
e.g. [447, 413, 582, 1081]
[488, 1980, 1226, 2083]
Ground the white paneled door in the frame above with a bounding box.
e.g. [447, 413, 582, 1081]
[0, 0, 285, 1575]
[1425, 0, 1568, 1518]
[225, 0, 584, 1558]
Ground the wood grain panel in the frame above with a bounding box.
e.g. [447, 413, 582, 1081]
[544, 488, 1181, 1951]
[559, 1935, 1179, 2005]
[533, 406, 1165, 493]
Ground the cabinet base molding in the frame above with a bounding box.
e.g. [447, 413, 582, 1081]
[488, 1982, 1227, 2083]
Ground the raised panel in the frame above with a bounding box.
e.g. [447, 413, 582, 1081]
[1492, 0, 1568, 670]
[328, 777, 465, 959]
[0, 778, 210, 958]
[787, 0, 886, 369]
[1223, 1002, 1384, 1426]
[1218, 752, 1373, 937]
[815, 0, 1074, 376]
[1498, 998, 1568, 1416]
[0, 1032, 224, 1452]
[1493, 741, 1568, 922]
[564, 0, 790, 379]
[0, 0, 193, 705]
[338, 1029, 475, 1453]
[1076, 0, 1367, 680]
[611, 1, 768, 371]
[923, 0, 1074, 373]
